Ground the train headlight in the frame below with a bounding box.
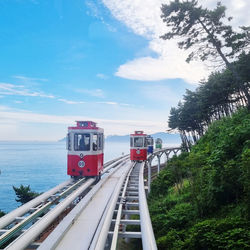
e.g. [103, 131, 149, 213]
[78, 160, 85, 168]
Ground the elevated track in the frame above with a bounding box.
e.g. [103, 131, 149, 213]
[0, 147, 181, 249]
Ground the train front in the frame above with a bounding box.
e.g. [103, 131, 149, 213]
[67, 121, 104, 178]
[130, 131, 147, 161]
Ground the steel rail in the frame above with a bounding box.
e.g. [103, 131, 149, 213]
[6, 178, 95, 250]
[0, 179, 73, 230]
[139, 162, 157, 250]
[88, 162, 136, 250]
[103, 154, 129, 168]
[110, 165, 134, 249]
[103, 155, 130, 174]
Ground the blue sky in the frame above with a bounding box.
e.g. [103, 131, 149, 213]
[0, 0, 249, 141]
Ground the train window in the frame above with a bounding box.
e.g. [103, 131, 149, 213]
[98, 134, 103, 150]
[66, 133, 71, 150]
[74, 133, 90, 151]
[92, 134, 98, 151]
[144, 138, 147, 147]
[134, 137, 143, 147]
[130, 138, 133, 147]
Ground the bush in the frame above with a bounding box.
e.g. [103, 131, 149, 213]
[184, 217, 250, 249]
[164, 203, 196, 230]
[189, 109, 250, 216]
[0, 210, 6, 217]
[241, 147, 250, 218]
[157, 229, 185, 250]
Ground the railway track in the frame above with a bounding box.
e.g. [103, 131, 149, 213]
[37, 161, 157, 250]
[0, 155, 129, 250]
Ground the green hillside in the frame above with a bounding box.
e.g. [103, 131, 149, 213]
[148, 108, 250, 249]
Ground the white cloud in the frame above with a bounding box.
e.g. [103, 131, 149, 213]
[116, 55, 208, 84]
[13, 75, 48, 82]
[0, 82, 55, 98]
[120, 103, 131, 106]
[58, 98, 85, 104]
[96, 73, 108, 79]
[0, 107, 167, 140]
[97, 101, 118, 105]
[102, 0, 250, 84]
[76, 88, 105, 98]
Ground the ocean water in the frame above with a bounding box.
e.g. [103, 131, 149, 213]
[0, 141, 129, 213]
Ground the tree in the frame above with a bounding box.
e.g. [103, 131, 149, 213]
[13, 185, 40, 205]
[0, 210, 6, 217]
[167, 52, 250, 149]
[161, 0, 250, 105]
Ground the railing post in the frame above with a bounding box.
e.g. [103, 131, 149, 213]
[157, 155, 161, 174]
[165, 151, 170, 161]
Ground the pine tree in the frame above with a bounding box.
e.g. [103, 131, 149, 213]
[13, 185, 40, 205]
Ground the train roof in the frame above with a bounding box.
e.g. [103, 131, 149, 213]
[130, 130, 147, 136]
[68, 121, 102, 130]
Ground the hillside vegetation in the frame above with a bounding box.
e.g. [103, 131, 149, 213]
[148, 108, 250, 249]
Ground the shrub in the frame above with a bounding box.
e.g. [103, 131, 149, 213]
[0, 210, 5, 217]
[157, 229, 185, 250]
[164, 203, 196, 230]
[184, 218, 250, 249]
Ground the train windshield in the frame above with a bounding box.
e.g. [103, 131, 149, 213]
[134, 137, 144, 147]
[74, 133, 90, 151]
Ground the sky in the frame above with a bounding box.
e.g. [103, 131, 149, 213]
[0, 0, 249, 141]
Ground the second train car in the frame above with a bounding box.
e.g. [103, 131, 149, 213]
[130, 131, 148, 161]
[146, 135, 154, 154]
[67, 121, 104, 180]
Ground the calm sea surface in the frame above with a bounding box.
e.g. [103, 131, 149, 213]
[0, 141, 129, 213]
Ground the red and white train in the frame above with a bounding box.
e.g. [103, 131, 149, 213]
[130, 131, 148, 161]
[67, 121, 104, 180]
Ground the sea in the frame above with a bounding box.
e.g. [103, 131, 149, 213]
[0, 141, 130, 213]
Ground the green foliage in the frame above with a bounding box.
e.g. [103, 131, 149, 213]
[149, 108, 250, 249]
[190, 109, 250, 215]
[164, 203, 196, 230]
[149, 152, 189, 201]
[0, 210, 6, 217]
[162, 1, 250, 149]
[161, 1, 249, 63]
[13, 184, 40, 205]
[241, 147, 250, 217]
[168, 61, 250, 150]
[185, 218, 250, 249]
[157, 229, 185, 250]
